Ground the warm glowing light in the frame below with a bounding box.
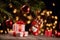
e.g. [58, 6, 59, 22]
[7, 28, 9, 31]
[0, 30, 3, 33]
[23, 14, 27, 17]
[0, 23, 1, 26]
[27, 20, 31, 24]
[52, 16, 54, 18]
[55, 16, 58, 19]
[43, 10, 47, 13]
[13, 9, 17, 13]
[9, 3, 12, 8]
[4, 16, 6, 18]
[49, 11, 52, 14]
[53, 26, 56, 29]
[41, 13, 44, 15]
[44, 20, 47, 23]
[39, 31, 41, 34]
[54, 21, 57, 24]
[41, 29, 44, 32]
[46, 11, 50, 16]
[53, 3, 55, 6]
[37, 16, 41, 19]
[16, 16, 19, 21]
[27, 15, 32, 20]
[41, 33, 43, 35]
[46, 27, 49, 30]
[46, 24, 51, 27]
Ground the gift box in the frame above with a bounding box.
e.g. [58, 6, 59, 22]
[45, 30, 52, 37]
[24, 31, 28, 36]
[13, 23, 25, 32]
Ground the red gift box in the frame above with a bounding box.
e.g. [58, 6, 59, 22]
[45, 30, 52, 37]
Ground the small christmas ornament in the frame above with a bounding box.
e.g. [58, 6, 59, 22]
[21, 5, 30, 14]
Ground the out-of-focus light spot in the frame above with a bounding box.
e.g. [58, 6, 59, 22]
[37, 16, 41, 19]
[54, 21, 57, 24]
[53, 3, 55, 6]
[41, 33, 43, 35]
[23, 14, 27, 17]
[52, 16, 54, 18]
[46, 24, 51, 27]
[27, 20, 31, 24]
[49, 11, 52, 14]
[44, 20, 47, 23]
[41, 13, 44, 15]
[16, 16, 19, 21]
[13, 9, 17, 13]
[0, 23, 1, 26]
[0, 30, 3, 33]
[55, 16, 58, 19]
[46, 27, 49, 30]
[46, 11, 50, 16]
[27, 15, 32, 20]
[53, 26, 56, 29]
[41, 29, 44, 32]
[4, 16, 6, 19]
[9, 3, 12, 8]
[43, 10, 47, 13]
[39, 31, 41, 34]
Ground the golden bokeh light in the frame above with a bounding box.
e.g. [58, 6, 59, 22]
[41, 13, 44, 15]
[53, 3, 55, 6]
[54, 21, 57, 24]
[44, 20, 47, 23]
[41, 33, 43, 35]
[23, 14, 27, 17]
[13, 9, 17, 13]
[55, 16, 58, 19]
[49, 11, 52, 14]
[53, 26, 56, 29]
[46, 11, 50, 16]
[27, 20, 31, 24]
[9, 3, 12, 8]
[27, 15, 32, 20]
[52, 16, 54, 18]
[16, 16, 19, 21]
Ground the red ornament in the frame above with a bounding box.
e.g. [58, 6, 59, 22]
[21, 5, 30, 13]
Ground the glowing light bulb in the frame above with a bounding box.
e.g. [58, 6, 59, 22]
[41, 13, 44, 15]
[52, 16, 54, 18]
[53, 26, 56, 29]
[23, 14, 27, 17]
[54, 21, 57, 24]
[16, 16, 19, 21]
[46, 11, 50, 16]
[49, 11, 52, 14]
[9, 3, 12, 8]
[13, 9, 17, 13]
[27, 15, 32, 20]
[53, 3, 55, 6]
[27, 20, 31, 24]
[55, 16, 58, 19]
[44, 20, 47, 23]
[41, 33, 43, 35]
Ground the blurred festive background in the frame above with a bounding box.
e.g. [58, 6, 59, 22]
[0, 0, 60, 37]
